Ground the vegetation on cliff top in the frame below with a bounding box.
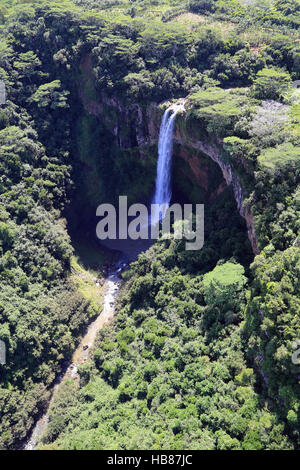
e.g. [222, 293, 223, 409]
[0, 0, 299, 450]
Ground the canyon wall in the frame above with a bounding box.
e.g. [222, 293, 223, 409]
[173, 120, 259, 255]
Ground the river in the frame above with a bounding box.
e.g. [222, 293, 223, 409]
[24, 266, 122, 450]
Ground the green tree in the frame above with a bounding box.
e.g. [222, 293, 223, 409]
[251, 67, 292, 100]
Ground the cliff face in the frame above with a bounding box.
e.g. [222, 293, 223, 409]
[173, 122, 259, 254]
[79, 57, 259, 254]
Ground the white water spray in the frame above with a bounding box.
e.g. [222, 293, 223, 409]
[151, 103, 184, 225]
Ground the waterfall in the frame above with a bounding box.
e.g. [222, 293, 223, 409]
[151, 106, 180, 225]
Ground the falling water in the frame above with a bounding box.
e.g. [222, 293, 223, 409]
[151, 105, 182, 225]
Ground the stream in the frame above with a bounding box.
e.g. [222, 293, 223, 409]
[23, 265, 122, 450]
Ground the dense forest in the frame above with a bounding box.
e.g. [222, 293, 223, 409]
[0, 0, 299, 450]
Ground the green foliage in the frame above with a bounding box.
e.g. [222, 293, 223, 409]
[38, 237, 293, 450]
[251, 67, 292, 100]
[244, 248, 300, 433]
[29, 80, 69, 109]
[189, 87, 250, 137]
[202, 262, 247, 307]
[189, 0, 217, 14]
[274, 0, 300, 27]
[258, 142, 299, 172]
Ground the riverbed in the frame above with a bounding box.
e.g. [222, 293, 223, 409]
[24, 268, 121, 450]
